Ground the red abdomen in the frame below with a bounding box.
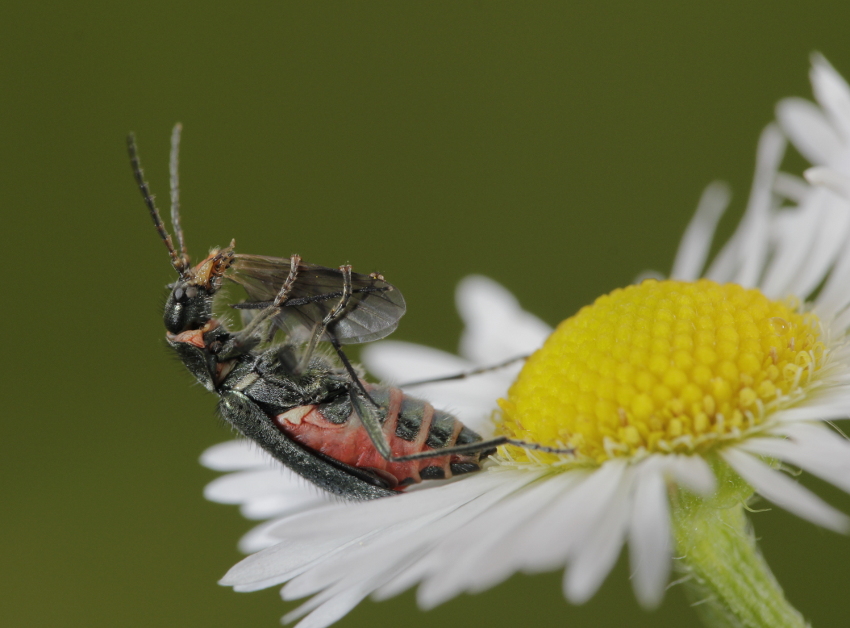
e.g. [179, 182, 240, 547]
[273, 384, 487, 489]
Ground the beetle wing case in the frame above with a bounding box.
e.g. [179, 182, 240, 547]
[218, 390, 395, 499]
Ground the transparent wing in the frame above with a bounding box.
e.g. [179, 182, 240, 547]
[227, 254, 406, 344]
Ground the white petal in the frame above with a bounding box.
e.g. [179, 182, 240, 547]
[563, 467, 634, 603]
[771, 402, 850, 423]
[270, 472, 527, 613]
[270, 475, 498, 547]
[409, 469, 557, 604]
[361, 341, 506, 429]
[741, 436, 850, 494]
[706, 124, 785, 286]
[628, 461, 672, 608]
[671, 181, 731, 281]
[811, 222, 850, 317]
[789, 198, 850, 300]
[221, 538, 347, 591]
[456, 275, 552, 364]
[239, 519, 297, 554]
[200, 440, 273, 471]
[203, 469, 303, 505]
[776, 97, 842, 166]
[773, 172, 810, 203]
[287, 584, 371, 628]
[516, 461, 627, 574]
[738, 124, 786, 288]
[775, 421, 850, 458]
[666, 454, 717, 496]
[240, 492, 330, 521]
[805, 166, 850, 200]
[721, 448, 849, 533]
[361, 341, 471, 383]
[810, 53, 850, 145]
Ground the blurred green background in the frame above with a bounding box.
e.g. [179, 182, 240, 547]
[3, 2, 850, 627]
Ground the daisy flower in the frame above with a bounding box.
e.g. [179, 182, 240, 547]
[202, 54, 850, 628]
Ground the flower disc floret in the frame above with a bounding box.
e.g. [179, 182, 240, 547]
[498, 279, 825, 462]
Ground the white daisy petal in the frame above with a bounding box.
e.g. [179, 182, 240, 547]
[721, 448, 849, 533]
[771, 402, 850, 423]
[361, 341, 472, 383]
[705, 124, 785, 286]
[380, 470, 572, 605]
[200, 439, 273, 471]
[776, 97, 842, 166]
[270, 474, 527, 619]
[286, 583, 373, 628]
[221, 538, 342, 591]
[775, 421, 850, 458]
[361, 339, 513, 430]
[810, 53, 850, 144]
[784, 197, 850, 300]
[666, 454, 717, 496]
[456, 275, 552, 364]
[203, 469, 302, 505]
[239, 519, 299, 554]
[805, 166, 850, 200]
[628, 460, 672, 609]
[670, 181, 731, 281]
[240, 492, 330, 521]
[773, 172, 810, 203]
[517, 461, 627, 574]
[812, 228, 850, 317]
[564, 466, 634, 603]
[741, 435, 850, 494]
[738, 124, 786, 289]
[408, 470, 553, 601]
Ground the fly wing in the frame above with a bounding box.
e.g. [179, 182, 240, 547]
[227, 254, 406, 344]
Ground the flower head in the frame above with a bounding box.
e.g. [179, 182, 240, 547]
[202, 55, 850, 627]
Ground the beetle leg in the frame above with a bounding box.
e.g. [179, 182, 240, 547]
[384, 437, 574, 462]
[397, 354, 530, 388]
[331, 336, 378, 406]
[349, 390, 394, 460]
[348, 392, 573, 463]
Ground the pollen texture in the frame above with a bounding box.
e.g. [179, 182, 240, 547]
[498, 279, 825, 462]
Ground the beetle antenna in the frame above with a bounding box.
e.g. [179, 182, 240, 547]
[128, 132, 187, 276]
[169, 122, 190, 269]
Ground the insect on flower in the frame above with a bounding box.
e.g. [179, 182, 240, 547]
[130, 124, 570, 500]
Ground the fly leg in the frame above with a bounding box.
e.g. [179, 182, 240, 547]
[348, 393, 574, 463]
[398, 354, 530, 388]
[294, 266, 379, 405]
[298, 264, 354, 372]
[273, 255, 302, 306]
[233, 255, 301, 345]
[262, 255, 302, 343]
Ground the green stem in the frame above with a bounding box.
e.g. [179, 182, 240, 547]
[671, 463, 809, 628]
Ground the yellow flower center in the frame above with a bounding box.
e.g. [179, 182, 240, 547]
[497, 279, 825, 463]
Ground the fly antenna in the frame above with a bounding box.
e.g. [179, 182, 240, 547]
[128, 131, 188, 276]
[169, 122, 190, 269]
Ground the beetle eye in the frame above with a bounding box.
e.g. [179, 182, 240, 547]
[174, 287, 185, 300]
[186, 286, 199, 299]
